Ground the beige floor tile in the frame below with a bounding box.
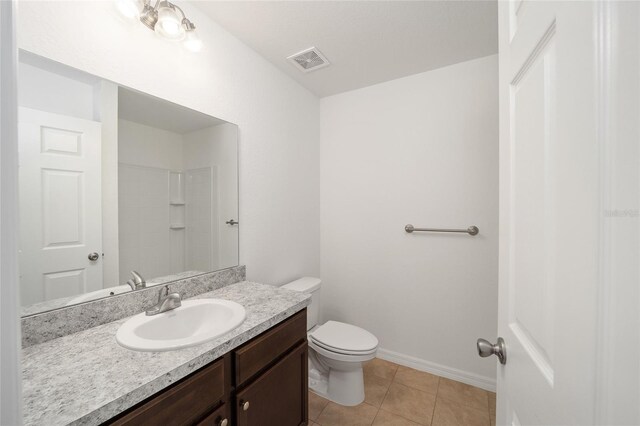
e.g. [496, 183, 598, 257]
[437, 378, 489, 411]
[393, 366, 439, 395]
[373, 409, 422, 426]
[309, 391, 330, 421]
[365, 373, 393, 407]
[364, 358, 399, 381]
[380, 382, 436, 425]
[432, 398, 490, 426]
[316, 401, 379, 426]
[488, 392, 496, 416]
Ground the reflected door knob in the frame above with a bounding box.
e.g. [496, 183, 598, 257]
[477, 337, 507, 365]
[88, 252, 100, 262]
[240, 400, 250, 411]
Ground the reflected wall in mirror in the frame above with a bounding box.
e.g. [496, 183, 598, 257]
[18, 51, 239, 316]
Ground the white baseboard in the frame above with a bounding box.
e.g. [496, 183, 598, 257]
[376, 348, 496, 392]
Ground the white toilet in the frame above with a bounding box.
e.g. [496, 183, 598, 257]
[282, 277, 378, 406]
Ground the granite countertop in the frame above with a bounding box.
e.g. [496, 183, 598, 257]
[22, 281, 311, 426]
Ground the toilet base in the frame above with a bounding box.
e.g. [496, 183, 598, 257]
[327, 366, 365, 406]
[308, 361, 366, 406]
[309, 367, 329, 396]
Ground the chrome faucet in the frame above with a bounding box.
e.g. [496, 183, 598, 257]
[126, 270, 146, 291]
[145, 285, 182, 316]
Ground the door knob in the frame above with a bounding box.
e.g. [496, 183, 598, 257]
[477, 337, 507, 365]
[240, 400, 250, 411]
[88, 252, 100, 262]
[218, 418, 228, 426]
[225, 219, 238, 226]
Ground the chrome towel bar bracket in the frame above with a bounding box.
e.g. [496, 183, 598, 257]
[405, 224, 479, 236]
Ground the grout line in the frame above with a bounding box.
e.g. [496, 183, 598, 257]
[428, 376, 443, 426]
[369, 406, 380, 426]
[314, 396, 330, 424]
[378, 378, 393, 410]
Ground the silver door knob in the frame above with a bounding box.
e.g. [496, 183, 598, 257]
[88, 252, 100, 262]
[219, 418, 228, 426]
[477, 337, 507, 365]
[240, 400, 250, 411]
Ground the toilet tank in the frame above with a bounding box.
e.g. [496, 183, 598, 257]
[281, 277, 321, 331]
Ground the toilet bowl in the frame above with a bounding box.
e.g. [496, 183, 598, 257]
[282, 278, 378, 406]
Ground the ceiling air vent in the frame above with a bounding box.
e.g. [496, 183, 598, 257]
[287, 47, 330, 73]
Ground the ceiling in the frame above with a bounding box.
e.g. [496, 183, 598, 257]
[195, 1, 498, 97]
[118, 87, 226, 134]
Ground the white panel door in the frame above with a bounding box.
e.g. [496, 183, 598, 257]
[19, 107, 103, 305]
[496, 1, 602, 425]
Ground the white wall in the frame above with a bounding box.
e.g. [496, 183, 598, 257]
[320, 55, 498, 387]
[184, 123, 239, 270]
[96, 81, 120, 288]
[17, 0, 321, 285]
[118, 119, 184, 170]
[17, 62, 96, 121]
[0, 1, 22, 423]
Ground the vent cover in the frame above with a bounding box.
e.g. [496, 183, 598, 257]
[287, 47, 330, 73]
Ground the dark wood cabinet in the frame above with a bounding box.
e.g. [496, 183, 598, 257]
[110, 359, 226, 426]
[235, 342, 308, 426]
[234, 309, 307, 386]
[106, 309, 308, 426]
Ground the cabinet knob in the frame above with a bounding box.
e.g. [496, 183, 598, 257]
[240, 400, 250, 411]
[218, 418, 228, 426]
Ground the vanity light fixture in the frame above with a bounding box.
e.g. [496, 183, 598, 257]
[116, 0, 202, 52]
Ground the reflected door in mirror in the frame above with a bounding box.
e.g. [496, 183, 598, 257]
[19, 107, 103, 305]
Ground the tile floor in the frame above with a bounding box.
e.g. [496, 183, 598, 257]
[308, 358, 496, 426]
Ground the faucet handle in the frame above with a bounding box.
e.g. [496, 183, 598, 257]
[131, 270, 145, 285]
[158, 285, 169, 302]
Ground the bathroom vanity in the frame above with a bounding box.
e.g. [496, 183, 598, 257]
[21, 280, 311, 426]
[109, 309, 308, 426]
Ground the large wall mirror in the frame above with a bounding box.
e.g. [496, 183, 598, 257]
[19, 51, 239, 316]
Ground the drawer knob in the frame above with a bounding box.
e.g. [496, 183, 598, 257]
[241, 400, 250, 411]
[219, 418, 228, 426]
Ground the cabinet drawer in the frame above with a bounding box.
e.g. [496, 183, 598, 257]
[109, 359, 225, 426]
[234, 309, 307, 386]
[196, 404, 228, 426]
[236, 342, 308, 426]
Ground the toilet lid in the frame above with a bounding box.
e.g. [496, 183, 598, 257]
[309, 321, 378, 353]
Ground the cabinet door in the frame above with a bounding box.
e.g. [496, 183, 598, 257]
[236, 342, 308, 426]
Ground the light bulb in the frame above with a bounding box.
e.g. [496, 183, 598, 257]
[183, 28, 202, 52]
[154, 2, 185, 41]
[115, 0, 141, 22]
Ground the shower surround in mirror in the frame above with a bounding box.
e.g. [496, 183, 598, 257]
[118, 118, 237, 282]
[18, 52, 238, 315]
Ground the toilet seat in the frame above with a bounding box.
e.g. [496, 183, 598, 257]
[309, 338, 377, 363]
[310, 338, 377, 356]
[309, 321, 378, 356]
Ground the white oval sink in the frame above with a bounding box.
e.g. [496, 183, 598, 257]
[116, 299, 246, 352]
